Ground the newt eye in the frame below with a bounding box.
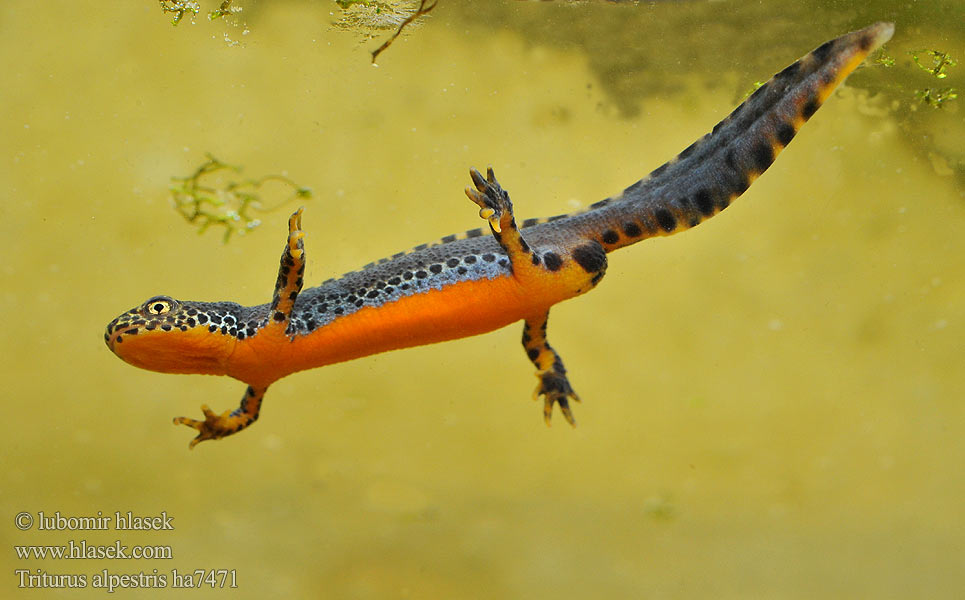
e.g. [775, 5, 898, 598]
[143, 296, 177, 315]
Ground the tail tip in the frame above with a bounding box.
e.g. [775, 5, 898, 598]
[861, 21, 895, 51]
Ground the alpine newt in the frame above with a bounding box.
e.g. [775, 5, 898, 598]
[105, 23, 895, 447]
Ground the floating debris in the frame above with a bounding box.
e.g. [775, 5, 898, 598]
[208, 0, 236, 20]
[169, 154, 312, 243]
[158, 0, 200, 25]
[159, 0, 240, 25]
[873, 49, 895, 68]
[332, 0, 437, 63]
[914, 87, 958, 109]
[909, 49, 957, 79]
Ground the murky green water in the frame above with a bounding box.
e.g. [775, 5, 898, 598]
[2, 1, 963, 598]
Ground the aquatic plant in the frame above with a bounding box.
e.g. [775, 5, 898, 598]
[169, 154, 311, 243]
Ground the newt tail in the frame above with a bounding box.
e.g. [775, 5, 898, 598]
[105, 23, 894, 447]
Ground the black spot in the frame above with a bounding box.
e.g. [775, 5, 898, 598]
[751, 142, 774, 173]
[376, 281, 386, 289]
[393, 252, 405, 259]
[590, 199, 609, 209]
[237, 332, 246, 340]
[776, 60, 800, 81]
[601, 229, 619, 245]
[246, 328, 256, 336]
[124, 328, 138, 335]
[464, 255, 477, 264]
[466, 228, 484, 238]
[161, 324, 172, 331]
[414, 243, 428, 251]
[186, 308, 197, 316]
[858, 32, 874, 52]
[401, 284, 410, 290]
[591, 271, 605, 286]
[318, 303, 328, 312]
[429, 264, 443, 274]
[650, 163, 669, 177]
[366, 290, 379, 299]
[197, 313, 209, 324]
[305, 319, 316, 330]
[812, 40, 834, 63]
[457, 266, 467, 275]
[273, 312, 285, 321]
[208, 325, 218, 333]
[415, 270, 427, 279]
[521, 217, 539, 228]
[334, 307, 344, 315]
[346, 295, 357, 303]
[185, 318, 196, 327]
[116, 336, 123, 343]
[446, 258, 460, 268]
[441, 234, 457, 243]
[355, 300, 364, 307]
[519, 238, 530, 253]
[543, 252, 562, 271]
[571, 242, 607, 273]
[403, 271, 413, 280]
[289, 291, 297, 301]
[388, 277, 401, 285]
[730, 173, 750, 196]
[802, 97, 820, 120]
[694, 189, 715, 216]
[531, 253, 540, 266]
[527, 348, 540, 361]
[547, 214, 567, 222]
[227, 327, 236, 335]
[776, 123, 795, 146]
[498, 258, 509, 268]
[655, 209, 677, 232]
[482, 253, 496, 262]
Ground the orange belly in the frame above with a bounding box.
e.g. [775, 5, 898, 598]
[226, 274, 550, 386]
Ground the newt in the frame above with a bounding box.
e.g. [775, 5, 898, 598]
[105, 23, 894, 448]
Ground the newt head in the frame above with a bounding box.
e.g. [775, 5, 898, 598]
[105, 296, 240, 376]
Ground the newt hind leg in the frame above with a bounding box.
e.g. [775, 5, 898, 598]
[465, 166, 608, 295]
[173, 385, 268, 449]
[523, 312, 579, 426]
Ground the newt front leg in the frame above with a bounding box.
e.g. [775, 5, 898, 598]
[173, 385, 268, 449]
[173, 208, 306, 448]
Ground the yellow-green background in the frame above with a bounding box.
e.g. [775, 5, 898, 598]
[2, 1, 963, 598]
